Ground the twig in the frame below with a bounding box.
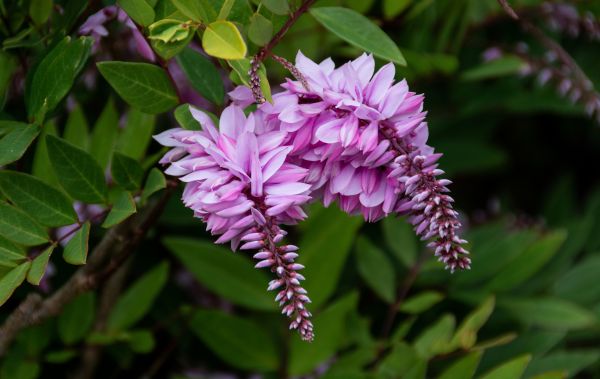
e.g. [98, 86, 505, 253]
[0, 181, 177, 356]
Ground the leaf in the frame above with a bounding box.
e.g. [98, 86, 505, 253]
[553, 256, 600, 306]
[298, 206, 363, 308]
[163, 237, 275, 310]
[383, 0, 411, 20]
[97, 61, 179, 114]
[479, 354, 531, 379]
[62, 222, 90, 265]
[58, 292, 95, 344]
[451, 296, 495, 349]
[116, 108, 156, 160]
[438, 351, 482, 379]
[262, 0, 289, 15]
[499, 297, 597, 330]
[148, 19, 196, 60]
[288, 292, 358, 375]
[310, 7, 405, 65]
[0, 262, 32, 306]
[29, 0, 53, 25]
[355, 236, 395, 303]
[0, 171, 77, 227]
[228, 58, 272, 102]
[63, 103, 90, 151]
[107, 262, 169, 331]
[128, 329, 155, 353]
[189, 309, 279, 371]
[486, 230, 566, 292]
[0, 236, 26, 265]
[0, 52, 17, 99]
[202, 20, 247, 60]
[102, 191, 137, 228]
[0, 122, 39, 166]
[248, 13, 273, 46]
[381, 217, 417, 267]
[26, 245, 54, 285]
[31, 121, 59, 186]
[89, 99, 119, 169]
[176, 47, 225, 105]
[414, 314, 455, 359]
[172, 0, 217, 22]
[117, 0, 155, 26]
[524, 350, 600, 378]
[174, 104, 201, 130]
[141, 168, 166, 202]
[0, 202, 48, 246]
[27, 36, 93, 117]
[400, 291, 444, 314]
[111, 153, 144, 191]
[461, 56, 526, 81]
[46, 135, 108, 204]
[377, 342, 420, 377]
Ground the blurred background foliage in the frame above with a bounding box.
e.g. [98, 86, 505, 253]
[1, 0, 600, 378]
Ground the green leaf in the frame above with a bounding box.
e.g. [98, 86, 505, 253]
[289, 292, 358, 375]
[63, 103, 90, 151]
[553, 256, 600, 306]
[479, 355, 531, 379]
[26, 245, 54, 285]
[141, 168, 167, 202]
[107, 262, 169, 331]
[128, 329, 155, 353]
[116, 108, 156, 160]
[228, 58, 272, 102]
[202, 20, 247, 60]
[0, 202, 48, 246]
[117, 0, 155, 26]
[382, 0, 411, 20]
[309, 7, 406, 65]
[46, 135, 108, 204]
[451, 296, 495, 349]
[58, 292, 95, 344]
[29, 0, 53, 25]
[111, 153, 144, 191]
[248, 13, 273, 46]
[0, 122, 39, 166]
[400, 291, 444, 314]
[31, 121, 59, 186]
[298, 206, 363, 308]
[163, 237, 275, 310]
[262, 0, 289, 15]
[486, 230, 566, 292]
[0, 171, 77, 227]
[524, 350, 600, 378]
[381, 217, 417, 267]
[499, 297, 597, 330]
[0, 236, 26, 265]
[148, 19, 196, 60]
[173, 104, 201, 130]
[190, 309, 279, 371]
[438, 351, 482, 379]
[89, 99, 119, 169]
[27, 36, 93, 117]
[461, 56, 526, 81]
[0, 261, 32, 306]
[97, 61, 179, 114]
[355, 236, 395, 303]
[102, 191, 137, 228]
[377, 342, 420, 377]
[414, 314, 455, 359]
[176, 47, 225, 105]
[172, 0, 217, 22]
[62, 222, 90, 265]
[0, 52, 18, 100]
[45, 350, 78, 363]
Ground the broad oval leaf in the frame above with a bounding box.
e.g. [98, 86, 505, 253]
[141, 168, 166, 203]
[309, 7, 406, 65]
[262, 0, 289, 15]
[0, 122, 39, 166]
[438, 351, 482, 379]
[107, 261, 169, 331]
[479, 354, 531, 379]
[176, 47, 225, 105]
[414, 314, 456, 359]
[58, 292, 96, 345]
[172, 0, 217, 22]
[0, 171, 77, 227]
[190, 309, 279, 371]
[63, 222, 90, 265]
[163, 237, 275, 311]
[355, 236, 395, 303]
[400, 291, 444, 314]
[117, 0, 155, 26]
[101, 191, 137, 228]
[0, 261, 32, 306]
[111, 153, 144, 191]
[451, 296, 495, 350]
[500, 297, 597, 330]
[0, 202, 49, 246]
[97, 61, 179, 114]
[26, 245, 54, 285]
[116, 108, 156, 160]
[248, 13, 273, 46]
[46, 135, 108, 204]
[202, 20, 247, 60]
[553, 256, 600, 305]
[0, 236, 26, 265]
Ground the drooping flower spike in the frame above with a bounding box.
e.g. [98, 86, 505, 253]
[155, 105, 314, 340]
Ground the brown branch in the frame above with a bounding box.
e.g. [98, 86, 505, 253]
[0, 181, 177, 356]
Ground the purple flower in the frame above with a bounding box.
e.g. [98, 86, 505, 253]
[155, 105, 314, 340]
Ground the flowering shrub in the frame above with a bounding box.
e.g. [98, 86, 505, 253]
[0, 0, 599, 377]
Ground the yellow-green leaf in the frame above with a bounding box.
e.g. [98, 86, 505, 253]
[27, 245, 54, 285]
[202, 21, 247, 60]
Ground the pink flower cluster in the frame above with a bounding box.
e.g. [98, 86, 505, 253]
[156, 52, 471, 341]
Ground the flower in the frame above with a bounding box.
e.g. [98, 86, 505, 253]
[155, 105, 314, 340]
